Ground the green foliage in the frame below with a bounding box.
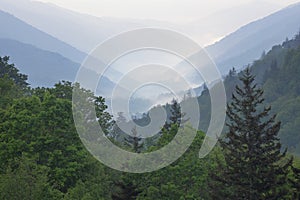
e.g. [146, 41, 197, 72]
[1, 29, 300, 200]
[0, 56, 29, 109]
[290, 165, 300, 199]
[0, 156, 63, 200]
[261, 47, 300, 155]
[211, 69, 294, 199]
[0, 56, 28, 90]
[194, 33, 300, 155]
[134, 130, 217, 200]
[124, 126, 144, 153]
[0, 93, 87, 192]
[163, 99, 184, 130]
[0, 76, 18, 108]
[0, 70, 113, 198]
[95, 96, 114, 136]
[64, 158, 112, 200]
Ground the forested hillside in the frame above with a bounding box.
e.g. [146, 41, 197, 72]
[206, 2, 300, 74]
[0, 56, 228, 199]
[194, 32, 300, 156]
[0, 33, 300, 199]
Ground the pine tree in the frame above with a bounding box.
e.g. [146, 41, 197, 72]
[169, 99, 181, 125]
[113, 127, 143, 200]
[124, 126, 143, 153]
[163, 99, 187, 131]
[211, 68, 294, 199]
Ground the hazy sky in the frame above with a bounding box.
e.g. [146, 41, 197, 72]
[35, 0, 299, 23]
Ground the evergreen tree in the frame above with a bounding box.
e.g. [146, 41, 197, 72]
[169, 99, 181, 125]
[163, 99, 187, 131]
[211, 68, 294, 199]
[112, 125, 143, 200]
[124, 126, 143, 153]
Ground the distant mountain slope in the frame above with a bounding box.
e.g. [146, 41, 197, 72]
[0, 0, 152, 53]
[199, 32, 300, 155]
[0, 0, 283, 53]
[0, 10, 85, 63]
[186, 1, 281, 46]
[141, 31, 300, 156]
[0, 38, 115, 92]
[0, 38, 79, 87]
[206, 2, 300, 74]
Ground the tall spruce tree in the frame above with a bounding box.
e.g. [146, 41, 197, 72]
[163, 99, 187, 131]
[124, 126, 143, 153]
[211, 68, 293, 199]
[163, 99, 180, 131]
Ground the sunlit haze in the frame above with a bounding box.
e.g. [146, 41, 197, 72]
[33, 0, 300, 46]
[34, 0, 299, 23]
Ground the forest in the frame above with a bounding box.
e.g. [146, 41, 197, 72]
[0, 34, 300, 199]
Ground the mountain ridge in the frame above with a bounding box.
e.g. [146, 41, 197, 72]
[0, 38, 116, 92]
[206, 2, 300, 74]
[0, 9, 85, 63]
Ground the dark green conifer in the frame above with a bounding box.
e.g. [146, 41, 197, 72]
[211, 68, 293, 199]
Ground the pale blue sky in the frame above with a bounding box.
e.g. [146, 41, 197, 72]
[35, 0, 299, 23]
